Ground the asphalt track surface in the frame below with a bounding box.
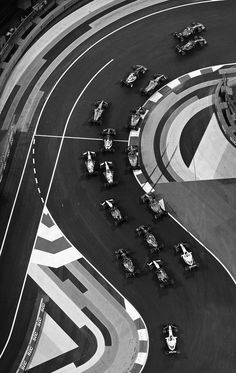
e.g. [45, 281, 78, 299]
[1, 0, 236, 372]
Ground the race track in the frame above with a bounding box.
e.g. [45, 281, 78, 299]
[0, 1, 236, 372]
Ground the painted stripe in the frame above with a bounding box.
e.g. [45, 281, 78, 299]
[165, 95, 213, 181]
[124, 299, 142, 321]
[38, 223, 63, 241]
[137, 329, 149, 341]
[167, 78, 181, 89]
[149, 91, 163, 103]
[28, 263, 106, 367]
[30, 247, 82, 267]
[189, 113, 229, 179]
[189, 70, 201, 78]
[35, 133, 128, 142]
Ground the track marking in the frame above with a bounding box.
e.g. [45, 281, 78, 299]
[0, 59, 113, 359]
[0, 0, 225, 361]
[35, 134, 128, 142]
[169, 213, 236, 285]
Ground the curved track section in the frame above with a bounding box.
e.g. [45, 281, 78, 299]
[0, 1, 236, 373]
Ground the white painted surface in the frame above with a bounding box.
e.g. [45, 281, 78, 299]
[166, 95, 213, 181]
[189, 113, 235, 179]
[28, 313, 78, 369]
[167, 78, 180, 89]
[38, 222, 63, 241]
[30, 247, 82, 267]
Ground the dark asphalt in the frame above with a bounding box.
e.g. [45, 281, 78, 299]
[35, 1, 236, 372]
[0, 0, 236, 372]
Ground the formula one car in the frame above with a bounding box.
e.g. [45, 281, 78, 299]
[176, 35, 207, 55]
[82, 151, 98, 176]
[100, 161, 118, 188]
[127, 106, 146, 131]
[100, 199, 127, 225]
[140, 192, 167, 220]
[101, 128, 116, 152]
[173, 21, 205, 41]
[121, 64, 148, 87]
[162, 325, 180, 354]
[140, 73, 168, 96]
[115, 248, 138, 278]
[136, 225, 163, 253]
[89, 100, 109, 125]
[147, 259, 174, 288]
[174, 242, 199, 271]
[126, 145, 140, 170]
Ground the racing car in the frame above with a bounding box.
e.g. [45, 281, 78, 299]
[140, 73, 168, 96]
[140, 192, 167, 220]
[176, 35, 207, 55]
[173, 21, 206, 41]
[100, 199, 127, 225]
[174, 242, 199, 271]
[121, 64, 148, 87]
[100, 161, 118, 188]
[127, 106, 146, 131]
[162, 324, 180, 354]
[115, 248, 138, 278]
[101, 128, 116, 152]
[135, 225, 163, 253]
[126, 145, 140, 170]
[82, 151, 98, 176]
[89, 100, 109, 125]
[147, 259, 174, 288]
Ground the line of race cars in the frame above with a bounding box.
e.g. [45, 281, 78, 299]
[82, 45, 203, 354]
[173, 21, 207, 55]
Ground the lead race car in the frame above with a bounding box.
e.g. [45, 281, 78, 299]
[140, 192, 167, 220]
[100, 199, 127, 225]
[127, 106, 146, 131]
[126, 145, 140, 170]
[121, 64, 148, 87]
[174, 242, 199, 271]
[147, 259, 174, 288]
[176, 35, 207, 55]
[140, 73, 168, 96]
[101, 128, 116, 152]
[115, 248, 138, 278]
[173, 21, 206, 41]
[82, 151, 98, 176]
[136, 225, 164, 253]
[162, 324, 180, 354]
[100, 161, 118, 188]
[89, 100, 109, 125]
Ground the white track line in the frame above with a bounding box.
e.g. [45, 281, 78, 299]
[169, 213, 236, 285]
[35, 134, 128, 142]
[0, 0, 224, 361]
[0, 59, 113, 359]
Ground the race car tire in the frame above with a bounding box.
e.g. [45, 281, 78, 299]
[174, 244, 180, 253]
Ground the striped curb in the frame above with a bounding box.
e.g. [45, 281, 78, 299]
[30, 205, 149, 372]
[124, 299, 149, 373]
[129, 63, 236, 191]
